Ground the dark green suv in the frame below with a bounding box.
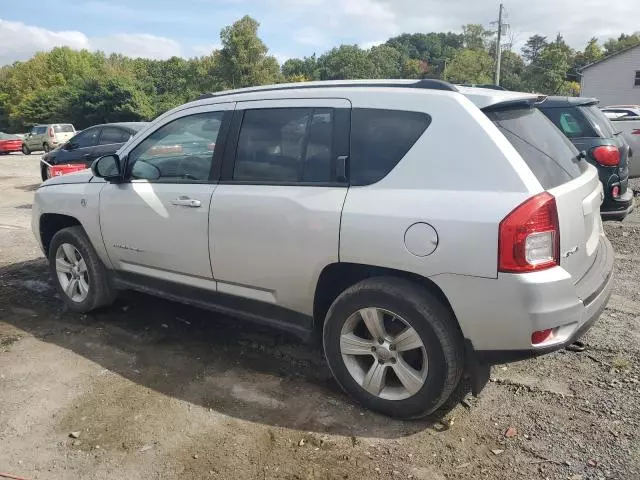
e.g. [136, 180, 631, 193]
[538, 97, 634, 221]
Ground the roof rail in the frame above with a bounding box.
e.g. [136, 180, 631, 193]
[197, 79, 458, 100]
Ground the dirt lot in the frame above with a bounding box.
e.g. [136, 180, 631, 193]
[1, 152, 639, 480]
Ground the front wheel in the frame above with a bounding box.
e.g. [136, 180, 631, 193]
[323, 277, 464, 418]
[22, 144, 31, 155]
[40, 163, 49, 181]
[49, 226, 116, 313]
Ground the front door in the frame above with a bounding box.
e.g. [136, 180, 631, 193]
[210, 98, 351, 315]
[99, 103, 233, 286]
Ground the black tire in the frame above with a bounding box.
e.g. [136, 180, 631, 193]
[323, 277, 464, 419]
[41, 163, 49, 182]
[43, 143, 51, 153]
[22, 144, 31, 155]
[48, 226, 116, 313]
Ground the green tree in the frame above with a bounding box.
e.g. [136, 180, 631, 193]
[316, 45, 374, 80]
[216, 15, 281, 89]
[500, 50, 526, 91]
[462, 24, 493, 51]
[522, 35, 548, 63]
[525, 42, 571, 94]
[444, 49, 493, 84]
[603, 33, 640, 55]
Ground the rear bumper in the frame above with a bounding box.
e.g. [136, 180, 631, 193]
[0, 144, 23, 153]
[601, 189, 634, 220]
[474, 236, 614, 364]
[433, 235, 614, 365]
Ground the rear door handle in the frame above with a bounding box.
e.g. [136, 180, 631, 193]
[171, 196, 201, 208]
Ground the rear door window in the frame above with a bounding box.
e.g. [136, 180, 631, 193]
[350, 109, 431, 186]
[487, 108, 586, 189]
[99, 127, 131, 145]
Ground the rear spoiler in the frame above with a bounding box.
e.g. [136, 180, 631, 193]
[481, 95, 547, 113]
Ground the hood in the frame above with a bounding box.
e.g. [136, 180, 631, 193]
[42, 169, 94, 186]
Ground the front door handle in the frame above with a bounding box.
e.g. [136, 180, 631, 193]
[171, 196, 201, 208]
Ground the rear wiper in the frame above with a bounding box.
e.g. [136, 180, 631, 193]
[576, 150, 587, 161]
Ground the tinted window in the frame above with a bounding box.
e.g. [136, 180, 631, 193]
[487, 108, 586, 189]
[99, 127, 131, 145]
[635, 70, 640, 87]
[234, 108, 333, 183]
[540, 106, 596, 138]
[69, 128, 99, 149]
[36, 126, 47, 134]
[128, 112, 222, 182]
[580, 106, 616, 138]
[54, 124, 75, 133]
[350, 109, 430, 186]
[0, 133, 19, 140]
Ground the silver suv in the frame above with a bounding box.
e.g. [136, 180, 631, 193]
[32, 80, 614, 418]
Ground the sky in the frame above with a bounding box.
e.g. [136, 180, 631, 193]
[0, 0, 637, 66]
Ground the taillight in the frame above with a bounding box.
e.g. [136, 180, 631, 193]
[48, 127, 54, 137]
[498, 192, 560, 273]
[632, 129, 640, 135]
[592, 145, 619, 166]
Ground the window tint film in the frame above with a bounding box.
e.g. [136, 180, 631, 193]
[54, 124, 75, 133]
[234, 108, 333, 183]
[99, 127, 130, 145]
[487, 108, 586, 189]
[539, 107, 595, 138]
[580, 106, 617, 138]
[128, 112, 222, 182]
[70, 129, 99, 149]
[350, 109, 430, 186]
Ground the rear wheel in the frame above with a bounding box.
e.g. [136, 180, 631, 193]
[49, 226, 116, 313]
[22, 144, 30, 155]
[323, 277, 464, 418]
[43, 143, 51, 153]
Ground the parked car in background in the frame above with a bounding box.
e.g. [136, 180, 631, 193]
[601, 106, 640, 178]
[40, 122, 148, 181]
[22, 124, 76, 154]
[538, 97, 634, 220]
[32, 80, 614, 418]
[0, 132, 23, 155]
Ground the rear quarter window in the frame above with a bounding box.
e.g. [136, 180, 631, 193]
[487, 108, 587, 189]
[350, 109, 431, 186]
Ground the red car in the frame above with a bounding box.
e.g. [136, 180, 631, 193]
[0, 133, 23, 154]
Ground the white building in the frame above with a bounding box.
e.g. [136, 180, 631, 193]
[580, 44, 640, 106]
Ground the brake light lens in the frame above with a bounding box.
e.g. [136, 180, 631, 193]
[498, 192, 559, 273]
[48, 127, 54, 137]
[632, 129, 640, 135]
[612, 185, 620, 198]
[592, 145, 619, 166]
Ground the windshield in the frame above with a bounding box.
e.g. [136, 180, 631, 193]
[486, 107, 587, 189]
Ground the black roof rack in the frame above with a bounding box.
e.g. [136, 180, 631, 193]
[197, 79, 457, 100]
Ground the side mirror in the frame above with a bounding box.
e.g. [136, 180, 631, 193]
[91, 154, 122, 181]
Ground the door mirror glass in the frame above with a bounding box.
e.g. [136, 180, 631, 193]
[131, 160, 161, 181]
[92, 154, 121, 180]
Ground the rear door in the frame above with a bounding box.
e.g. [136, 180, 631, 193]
[487, 107, 602, 282]
[93, 126, 131, 164]
[209, 98, 350, 315]
[53, 127, 100, 165]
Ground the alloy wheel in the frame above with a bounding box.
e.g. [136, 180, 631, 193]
[340, 307, 428, 401]
[55, 243, 89, 303]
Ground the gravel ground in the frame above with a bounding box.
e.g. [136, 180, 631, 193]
[0, 152, 639, 480]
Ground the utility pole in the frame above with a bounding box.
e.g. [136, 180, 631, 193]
[494, 3, 504, 86]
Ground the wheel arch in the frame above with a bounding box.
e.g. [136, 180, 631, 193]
[39, 213, 82, 256]
[313, 262, 461, 337]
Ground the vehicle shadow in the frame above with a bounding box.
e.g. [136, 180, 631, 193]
[16, 183, 40, 192]
[1, 259, 466, 439]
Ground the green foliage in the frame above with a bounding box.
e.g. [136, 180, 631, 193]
[1, 14, 639, 131]
[216, 15, 281, 89]
[444, 49, 493, 84]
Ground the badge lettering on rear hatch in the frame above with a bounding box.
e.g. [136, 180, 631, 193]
[562, 246, 579, 258]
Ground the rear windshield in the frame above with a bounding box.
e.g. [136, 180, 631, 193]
[486, 107, 587, 189]
[54, 124, 75, 133]
[539, 106, 597, 139]
[0, 133, 20, 140]
[580, 106, 617, 138]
